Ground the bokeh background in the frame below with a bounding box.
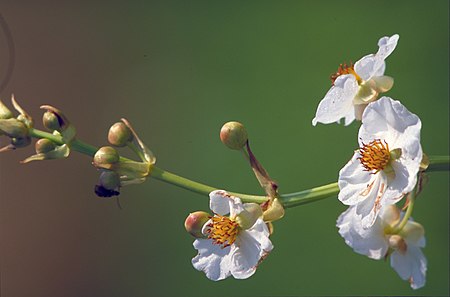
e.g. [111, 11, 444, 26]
[0, 1, 448, 296]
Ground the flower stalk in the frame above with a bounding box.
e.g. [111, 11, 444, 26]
[24, 127, 450, 208]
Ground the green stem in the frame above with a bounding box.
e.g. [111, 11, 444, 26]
[25, 128, 450, 208]
[392, 190, 415, 234]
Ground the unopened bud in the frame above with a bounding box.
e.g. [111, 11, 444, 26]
[99, 170, 121, 190]
[0, 100, 13, 119]
[93, 146, 120, 167]
[388, 234, 407, 254]
[40, 105, 76, 143]
[0, 118, 28, 138]
[184, 211, 210, 238]
[42, 111, 62, 131]
[35, 139, 57, 154]
[108, 122, 133, 147]
[220, 121, 248, 150]
[11, 136, 31, 148]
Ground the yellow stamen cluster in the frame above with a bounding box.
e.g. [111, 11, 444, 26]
[330, 62, 362, 85]
[206, 214, 239, 248]
[358, 139, 391, 173]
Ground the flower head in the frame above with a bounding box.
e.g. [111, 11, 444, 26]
[312, 34, 399, 126]
[337, 205, 427, 289]
[191, 190, 273, 281]
[338, 97, 422, 228]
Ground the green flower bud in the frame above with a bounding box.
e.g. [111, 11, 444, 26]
[108, 122, 133, 147]
[0, 100, 13, 119]
[40, 105, 76, 143]
[35, 139, 57, 154]
[42, 111, 62, 131]
[11, 95, 33, 128]
[93, 146, 120, 168]
[184, 211, 210, 238]
[0, 118, 28, 138]
[99, 170, 121, 190]
[220, 121, 248, 150]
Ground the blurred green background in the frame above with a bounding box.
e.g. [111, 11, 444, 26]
[0, 1, 448, 296]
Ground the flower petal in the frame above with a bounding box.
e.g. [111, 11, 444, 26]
[192, 238, 232, 281]
[337, 206, 388, 259]
[230, 219, 273, 279]
[359, 97, 421, 146]
[354, 54, 381, 81]
[390, 246, 427, 289]
[209, 190, 244, 217]
[338, 152, 373, 206]
[312, 74, 358, 126]
[355, 173, 387, 229]
[354, 34, 399, 81]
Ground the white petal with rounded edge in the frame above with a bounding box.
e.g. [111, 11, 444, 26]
[354, 54, 381, 81]
[355, 34, 399, 81]
[390, 246, 427, 289]
[359, 97, 421, 146]
[192, 239, 232, 281]
[338, 152, 373, 206]
[376, 34, 400, 61]
[312, 74, 358, 126]
[209, 190, 244, 217]
[337, 206, 388, 259]
[230, 219, 273, 279]
[209, 190, 231, 215]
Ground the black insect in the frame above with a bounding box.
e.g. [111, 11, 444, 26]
[94, 184, 120, 198]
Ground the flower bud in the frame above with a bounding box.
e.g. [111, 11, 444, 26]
[220, 121, 248, 150]
[0, 118, 28, 138]
[35, 139, 57, 154]
[184, 211, 210, 238]
[99, 170, 121, 190]
[11, 136, 31, 148]
[388, 234, 407, 254]
[108, 122, 133, 147]
[42, 111, 62, 131]
[11, 95, 33, 128]
[93, 146, 120, 168]
[40, 105, 76, 143]
[0, 100, 13, 119]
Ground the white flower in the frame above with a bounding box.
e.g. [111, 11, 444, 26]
[338, 97, 422, 228]
[191, 190, 273, 281]
[312, 34, 399, 126]
[337, 205, 427, 289]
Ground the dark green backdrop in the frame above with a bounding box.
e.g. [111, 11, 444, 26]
[1, 1, 448, 296]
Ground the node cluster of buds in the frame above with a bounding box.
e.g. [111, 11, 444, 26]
[92, 119, 156, 198]
[0, 96, 32, 152]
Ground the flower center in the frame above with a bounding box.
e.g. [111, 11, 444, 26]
[206, 214, 239, 248]
[330, 62, 362, 85]
[358, 139, 391, 173]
